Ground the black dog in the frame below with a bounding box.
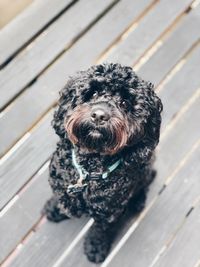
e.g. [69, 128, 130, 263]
[43, 63, 163, 263]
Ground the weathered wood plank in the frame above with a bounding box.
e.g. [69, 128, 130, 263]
[0, 111, 57, 210]
[159, 44, 200, 131]
[138, 4, 200, 86]
[0, 0, 154, 157]
[149, 92, 200, 200]
[154, 203, 200, 267]
[105, 96, 200, 267]
[11, 217, 89, 267]
[57, 206, 141, 267]
[0, 0, 75, 67]
[107, 0, 193, 65]
[0, 167, 51, 262]
[0, 0, 116, 109]
[59, 238, 94, 267]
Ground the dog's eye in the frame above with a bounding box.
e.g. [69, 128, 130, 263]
[93, 92, 97, 97]
[121, 100, 127, 108]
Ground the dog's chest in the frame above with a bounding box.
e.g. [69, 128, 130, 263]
[71, 148, 136, 201]
[78, 155, 132, 194]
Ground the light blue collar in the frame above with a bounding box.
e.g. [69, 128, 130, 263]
[71, 149, 122, 180]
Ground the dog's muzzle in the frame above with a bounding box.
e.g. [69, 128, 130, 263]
[65, 100, 129, 154]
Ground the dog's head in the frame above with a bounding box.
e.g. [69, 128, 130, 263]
[53, 63, 163, 155]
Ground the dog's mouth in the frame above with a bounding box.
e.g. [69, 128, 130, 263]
[83, 127, 111, 152]
[90, 129, 103, 138]
[65, 105, 129, 155]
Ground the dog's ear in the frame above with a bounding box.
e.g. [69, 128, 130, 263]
[143, 82, 163, 149]
[52, 78, 78, 138]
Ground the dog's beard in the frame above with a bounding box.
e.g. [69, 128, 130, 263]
[65, 106, 129, 155]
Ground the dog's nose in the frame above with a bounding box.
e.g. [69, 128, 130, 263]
[91, 108, 110, 123]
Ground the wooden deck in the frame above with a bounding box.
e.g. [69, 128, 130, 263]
[0, 0, 200, 266]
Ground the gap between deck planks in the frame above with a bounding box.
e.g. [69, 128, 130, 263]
[152, 201, 200, 267]
[0, 110, 57, 210]
[137, 3, 200, 86]
[0, 0, 155, 157]
[0, 167, 51, 263]
[0, 0, 76, 68]
[154, 43, 200, 130]
[106, 0, 195, 65]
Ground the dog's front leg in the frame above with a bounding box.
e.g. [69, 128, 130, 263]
[84, 219, 116, 263]
[42, 195, 70, 223]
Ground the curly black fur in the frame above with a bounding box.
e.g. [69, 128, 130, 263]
[43, 63, 163, 263]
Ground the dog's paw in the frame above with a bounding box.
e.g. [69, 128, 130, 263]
[84, 224, 111, 263]
[128, 189, 146, 215]
[42, 197, 69, 223]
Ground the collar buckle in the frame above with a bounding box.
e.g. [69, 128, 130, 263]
[67, 183, 87, 194]
[89, 172, 102, 180]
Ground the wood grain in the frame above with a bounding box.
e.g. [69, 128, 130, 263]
[0, 0, 116, 109]
[107, 0, 193, 65]
[0, 0, 75, 67]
